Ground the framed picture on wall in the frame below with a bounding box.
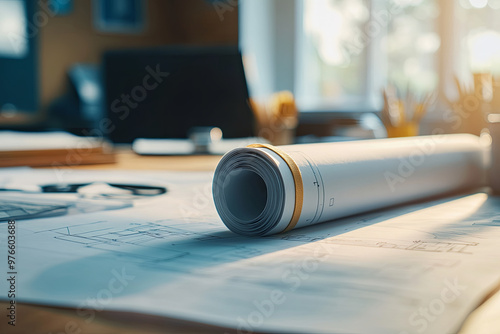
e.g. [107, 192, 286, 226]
[93, 0, 146, 34]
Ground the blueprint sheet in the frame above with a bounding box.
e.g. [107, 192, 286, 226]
[1, 168, 500, 333]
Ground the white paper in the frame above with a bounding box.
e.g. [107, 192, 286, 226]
[213, 134, 488, 235]
[133, 137, 268, 155]
[132, 138, 195, 155]
[0, 131, 103, 151]
[1, 168, 500, 333]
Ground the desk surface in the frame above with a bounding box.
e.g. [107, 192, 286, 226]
[3, 150, 500, 334]
[4, 150, 227, 334]
[63, 149, 223, 172]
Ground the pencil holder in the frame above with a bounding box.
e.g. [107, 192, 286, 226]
[385, 123, 419, 138]
[249, 92, 298, 146]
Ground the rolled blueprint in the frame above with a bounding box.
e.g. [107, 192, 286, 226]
[212, 134, 486, 236]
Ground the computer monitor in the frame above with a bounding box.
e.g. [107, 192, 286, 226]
[103, 46, 255, 143]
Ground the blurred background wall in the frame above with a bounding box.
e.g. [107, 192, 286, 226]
[38, 0, 238, 108]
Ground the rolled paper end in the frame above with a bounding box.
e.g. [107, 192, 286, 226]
[247, 144, 303, 233]
[212, 144, 301, 236]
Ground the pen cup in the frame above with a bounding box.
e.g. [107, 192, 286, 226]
[385, 123, 419, 138]
[489, 114, 500, 194]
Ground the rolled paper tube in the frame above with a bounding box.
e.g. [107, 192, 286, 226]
[212, 134, 487, 236]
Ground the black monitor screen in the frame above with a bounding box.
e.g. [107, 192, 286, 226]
[103, 46, 255, 143]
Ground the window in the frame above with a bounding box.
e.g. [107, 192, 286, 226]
[297, 0, 371, 110]
[0, 0, 28, 58]
[0, 0, 39, 116]
[382, 0, 439, 95]
[296, 0, 440, 111]
[240, 0, 500, 113]
[455, 0, 500, 75]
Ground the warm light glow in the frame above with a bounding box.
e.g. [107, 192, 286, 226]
[305, 0, 345, 66]
[469, 0, 488, 8]
[467, 30, 500, 71]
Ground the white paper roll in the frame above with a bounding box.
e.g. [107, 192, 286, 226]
[212, 134, 486, 236]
